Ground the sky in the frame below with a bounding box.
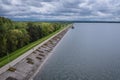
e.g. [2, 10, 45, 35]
[0, 0, 120, 21]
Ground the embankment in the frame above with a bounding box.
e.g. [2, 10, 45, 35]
[0, 24, 72, 80]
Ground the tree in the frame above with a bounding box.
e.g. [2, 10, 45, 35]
[7, 30, 18, 52]
[0, 17, 13, 57]
[16, 29, 30, 48]
[27, 22, 42, 42]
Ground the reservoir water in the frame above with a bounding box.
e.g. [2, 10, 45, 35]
[34, 23, 120, 80]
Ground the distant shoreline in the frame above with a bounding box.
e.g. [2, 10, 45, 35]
[13, 20, 120, 23]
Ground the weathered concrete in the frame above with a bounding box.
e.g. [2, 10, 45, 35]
[0, 25, 71, 80]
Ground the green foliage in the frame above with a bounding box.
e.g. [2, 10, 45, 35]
[0, 17, 13, 57]
[0, 16, 68, 58]
[0, 27, 66, 67]
[27, 22, 41, 42]
[7, 30, 18, 52]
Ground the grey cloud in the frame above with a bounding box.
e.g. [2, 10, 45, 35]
[0, 0, 120, 21]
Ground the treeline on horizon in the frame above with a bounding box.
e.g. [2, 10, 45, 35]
[0, 17, 68, 58]
[59, 21, 120, 23]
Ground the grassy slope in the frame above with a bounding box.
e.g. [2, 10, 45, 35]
[0, 26, 67, 67]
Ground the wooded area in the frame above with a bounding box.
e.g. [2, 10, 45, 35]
[0, 17, 68, 58]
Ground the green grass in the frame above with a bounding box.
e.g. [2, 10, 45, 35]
[0, 26, 68, 67]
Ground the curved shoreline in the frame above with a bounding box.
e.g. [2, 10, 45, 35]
[0, 25, 72, 80]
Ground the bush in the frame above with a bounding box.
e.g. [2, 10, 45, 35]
[26, 58, 34, 64]
[8, 67, 16, 72]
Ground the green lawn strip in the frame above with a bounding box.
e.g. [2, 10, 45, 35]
[0, 26, 67, 67]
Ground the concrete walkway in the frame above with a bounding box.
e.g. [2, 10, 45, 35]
[0, 25, 71, 80]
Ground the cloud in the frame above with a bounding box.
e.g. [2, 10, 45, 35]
[0, 0, 120, 21]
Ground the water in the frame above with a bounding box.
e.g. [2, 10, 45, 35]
[34, 23, 120, 80]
